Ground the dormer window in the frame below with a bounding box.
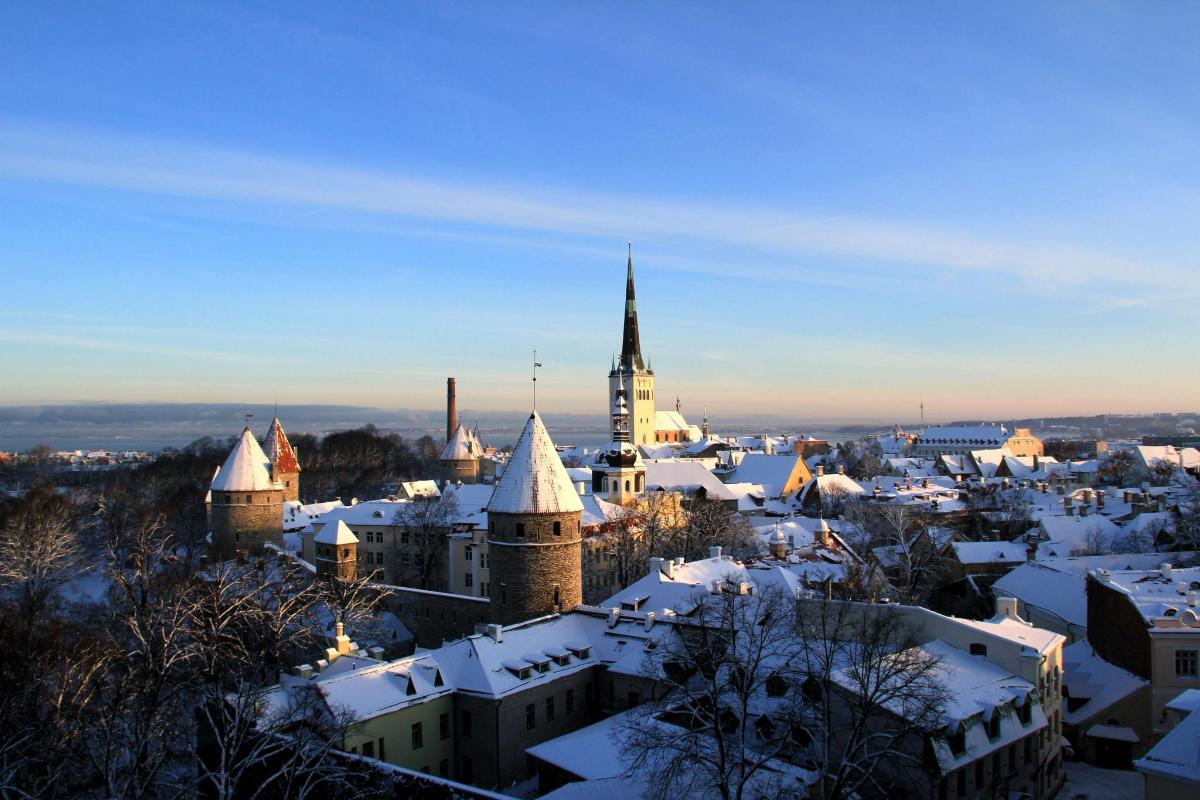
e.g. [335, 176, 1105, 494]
[987, 712, 1002, 741]
[970, 643, 988, 657]
[947, 724, 966, 756]
[1017, 696, 1032, 725]
[564, 641, 590, 660]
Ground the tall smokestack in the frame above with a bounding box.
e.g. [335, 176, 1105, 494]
[446, 377, 457, 443]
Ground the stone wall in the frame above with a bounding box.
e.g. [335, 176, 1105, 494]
[385, 587, 491, 649]
[438, 459, 478, 485]
[210, 489, 283, 557]
[487, 510, 582, 626]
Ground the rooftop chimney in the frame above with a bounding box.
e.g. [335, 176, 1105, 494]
[446, 377, 457, 443]
[644, 611, 656, 630]
[709, 545, 723, 559]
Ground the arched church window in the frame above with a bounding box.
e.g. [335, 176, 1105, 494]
[625, 480, 631, 492]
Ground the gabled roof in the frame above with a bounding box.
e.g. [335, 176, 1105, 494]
[487, 412, 584, 515]
[263, 417, 300, 474]
[210, 427, 279, 492]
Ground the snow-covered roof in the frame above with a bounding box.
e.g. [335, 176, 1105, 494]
[730, 453, 810, 498]
[313, 654, 449, 723]
[654, 409, 690, 432]
[642, 460, 737, 502]
[487, 412, 584, 515]
[918, 425, 1009, 447]
[314, 519, 358, 545]
[440, 424, 476, 462]
[603, 554, 748, 616]
[949, 540, 1028, 566]
[1090, 566, 1200, 625]
[210, 427, 280, 492]
[1135, 701, 1200, 785]
[263, 417, 300, 474]
[1061, 640, 1148, 726]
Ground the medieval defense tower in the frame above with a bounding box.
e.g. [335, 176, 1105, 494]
[263, 416, 301, 502]
[609, 244, 656, 446]
[486, 411, 583, 625]
[208, 426, 285, 558]
[313, 519, 359, 581]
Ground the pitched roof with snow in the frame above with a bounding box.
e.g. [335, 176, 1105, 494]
[918, 424, 1009, 447]
[314, 519, 359, 545]
[949, 540, 1029, 566]
[1135, 700, 1200, 785]
[263, 417, 300, 474]
[487, 412, 584, 515]
[210, 427, 280, 492]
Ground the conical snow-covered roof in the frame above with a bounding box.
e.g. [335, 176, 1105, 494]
[487, 412, 584, 515]
[440, 424, 476, 461]
[210, 427, 279, 492]
[263, 417, 300, 474]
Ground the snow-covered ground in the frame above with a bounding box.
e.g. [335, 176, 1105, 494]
[1059, 762, 1144, 800]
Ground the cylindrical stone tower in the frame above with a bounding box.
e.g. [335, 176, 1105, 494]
[487, 411, 583, 625]
[209, 427, 284, 558]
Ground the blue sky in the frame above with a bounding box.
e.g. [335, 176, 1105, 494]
[1, 2, 1197, 421]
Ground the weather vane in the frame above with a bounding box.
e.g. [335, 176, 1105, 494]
[532, 349, 543, 410]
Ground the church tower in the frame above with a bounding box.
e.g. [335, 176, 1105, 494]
[486, 411, 583, 625]
[595, 386, 645, 506]
[264, 416, 301, 502]
[609, 244, 656, 446]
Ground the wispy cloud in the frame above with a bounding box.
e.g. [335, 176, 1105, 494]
[0, 121, 1189, 293]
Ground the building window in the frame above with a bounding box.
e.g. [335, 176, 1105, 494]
[566, 688, 575, 713]
[627, 691, 640, 709]
[1176, 649, 1199, 678]
[363, 741, 374, 758]
[401, 530, 409, 544]
[461, 755, 473, 782]
[480, 552, 488, 568]
[411, 722, 423, 750]
[465, 573, 473, 588]
[526, 703, 536, 730]
[378, 737, 386, 761]
[460, 710, 472, 737]
[585, 682, 593, 708]
[245, 494, 251, 503]
[440, 712, 450, 740]
[553, 521, 561, 536]
[553, 584, 560, 607]
[974, 760, 983, 787]
[516, 523, 525, 539]
[988, 713, 1001, 741]
[970, 643, 987, 657]
[546, 696, 555, 721]
[465, 545, 473, 561]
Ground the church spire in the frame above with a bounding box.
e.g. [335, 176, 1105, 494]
[620, 242, 645, 372]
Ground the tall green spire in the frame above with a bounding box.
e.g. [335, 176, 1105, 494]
[620, 242, 645, 372]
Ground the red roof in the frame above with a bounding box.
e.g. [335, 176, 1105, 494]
[264, 418, 301, 474]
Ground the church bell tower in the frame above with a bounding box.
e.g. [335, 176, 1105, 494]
[609, 244, 655, 446]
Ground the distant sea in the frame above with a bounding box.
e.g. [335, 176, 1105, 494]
[0, 403, 888, 453]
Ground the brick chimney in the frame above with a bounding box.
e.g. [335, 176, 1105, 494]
[446, 377, 457, 443]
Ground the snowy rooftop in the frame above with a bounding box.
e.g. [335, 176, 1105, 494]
[949, 540, 1028, 565]
[1135, 701, 1200, 785]
[487, 412, 583, 515]
[1091, 566, 1200, 626]
[210, 427, 280, 492]
[918, 424, 1009, 445]
[1061, 640, 1148, 726]
[314, 519, 358, 545]
[642, 460, 738, 502]
[313, 654, 450, 723]
[603, 554, 748, 616]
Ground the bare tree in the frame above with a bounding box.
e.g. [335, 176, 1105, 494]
[1098, 450, 1136, 487]
[1080, 524, 1112, 556]
[0, 486, 85, 635]
[620, 582, 817, 800]
[391, 494, 458, 590]
[795, 599, 950, 800]
[622, 586, 949, 800]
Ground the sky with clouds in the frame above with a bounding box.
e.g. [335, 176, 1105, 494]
[1, 2, 1197, 422]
